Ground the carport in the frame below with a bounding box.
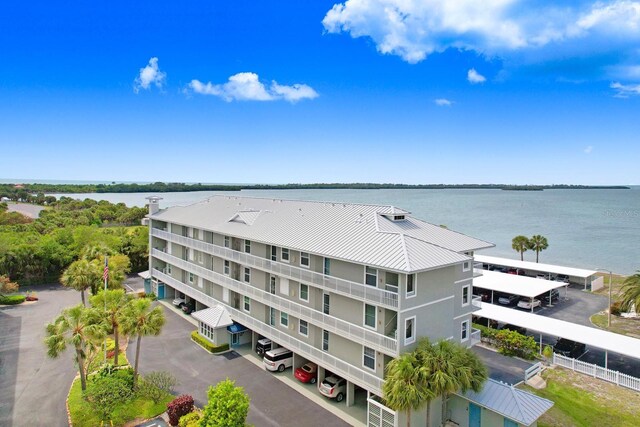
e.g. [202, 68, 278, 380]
[475, 255, 598, 290]
[474, 270, 568, 312]
[475, 302, 640, 368]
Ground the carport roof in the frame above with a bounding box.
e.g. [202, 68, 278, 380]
[475, 255, 596, 279]
[473, 270, 567, 299]
[476, 302, 640, 360]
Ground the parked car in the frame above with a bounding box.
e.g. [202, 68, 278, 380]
[172, 293, 186, 307]
[500, 324, 527, 335]
[517, 298, 542, 310]
[498, 293, 520, 306]
[556, 274, 570, 284]
[294, 362, 318, 384]
[181, 300, 195, 314]
[536, 274, 548, 279]
[553, 338, 586, 358]
[474, 290, 491, 302]
[540, 289, 560, 304]
[263, 347, 293, 372]
[255, 338, 272, 356]
[318, 375, 346, 402]
[507, 268, 525, 275]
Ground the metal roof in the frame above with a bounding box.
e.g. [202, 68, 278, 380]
[137, 270, 151, 279]
[476, 255, 597, 279]
[191, 305, 233, 329]
[476, 302, 640, 360]
[150, 196, 494, 273]
[458, 378, 554, 426]
[473, 270, 567, 299]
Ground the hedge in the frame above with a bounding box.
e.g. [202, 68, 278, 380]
[473, 323, 538, 360]
[191, 331, 230, 354]
[0, 294, 26, 305]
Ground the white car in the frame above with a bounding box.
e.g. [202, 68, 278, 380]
[172, 293, 186, 307]
[318, 375, 346, 402]
[517, 298, 541, 310]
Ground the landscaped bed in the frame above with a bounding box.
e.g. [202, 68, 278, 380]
[521, 366, 640, 426]
[590, 312, 640, 338]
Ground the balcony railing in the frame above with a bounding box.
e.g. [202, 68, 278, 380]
[153, 269, 384, 395]
[470, 328, 481, 347]
[152, 249, 398, 356]
[471, 295, 482, 308]
[151, 228, 398, 308]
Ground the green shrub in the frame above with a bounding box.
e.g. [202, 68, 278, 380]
[0, 294, 26, 305]
[191, 331, 230, 353]
[139, 371, 178, 404]
[105, 337, 116, 352]
[610, 301, 622, 316]
[543, 344, 553, 359]
[495, 329, 538, 359]
[179, 411, 201, 427]
[84, 373, 134, 420]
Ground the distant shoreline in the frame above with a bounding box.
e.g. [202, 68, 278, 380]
[0, 182, 631, 195]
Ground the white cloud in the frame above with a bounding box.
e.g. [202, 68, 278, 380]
[576, 1, 640, 34]
[584, 145, 594, 154]
[434, 98, 453, 106]
[467, 68, 486, 84]
[610, 81, 640, 97]
[188, 72, 318, 103]
[133, 57, 166, 93]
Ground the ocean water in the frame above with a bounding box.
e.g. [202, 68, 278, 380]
[48, 188, 640, 275]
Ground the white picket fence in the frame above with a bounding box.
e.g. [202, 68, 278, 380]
[553, 353, 640, 392]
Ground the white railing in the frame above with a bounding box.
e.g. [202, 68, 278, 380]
[524, 362, 543, 382]
[152, 250, 398, 356]
[553, 353, 640, 392]
[368, 396, 397, 427]
[153, 269, 384, 394]
[470, 329, 481, 347]
[471, 295, 482, 308]
[152, 228, 399, 308]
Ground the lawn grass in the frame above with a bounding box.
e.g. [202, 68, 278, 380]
[592, 273, 628, 299]
[67, 377, 172, 427]
[88, 346, 130, 373]
[522, 367, 640, 427]
[590, 313, 640, 338]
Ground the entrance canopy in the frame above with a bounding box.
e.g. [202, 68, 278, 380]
[192, 305, 233, 329]
[475, 255, 596, 280]
[475, 302, 640, 360]
[474, 270, 566, 299]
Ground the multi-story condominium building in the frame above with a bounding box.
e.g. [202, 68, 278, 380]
[146, 195, 552, 426]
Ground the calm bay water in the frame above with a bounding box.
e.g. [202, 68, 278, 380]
[49, 188, 640, 275]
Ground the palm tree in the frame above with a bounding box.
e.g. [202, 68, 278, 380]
[120, 298, 165, 386]
[619, 271, 640, 313]
[60, 259, 100, 306]
[417, 338, 487, 426]
[44, 304, 106, 391]
[511, 235, 530, 261]
[81, 242, 113, 261]
[90, 289, 132, 366]
[383, 352, 434, 427]
[528, 234, 549, 263]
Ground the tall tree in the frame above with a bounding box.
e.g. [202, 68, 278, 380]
[120, 298, 165, 387]
[511, 235, 530, 261]
[383, 352, 433, 427]
[44, 304, 106, 391]
[417, 339, 487, 427]
[90, 254, 131, 292]
[619, 271, 640, 313]
[60, 259, 100, 306]
[200, 379, 250, 427]
[90, 289, 132, 366]
[528, 235, 549, 263]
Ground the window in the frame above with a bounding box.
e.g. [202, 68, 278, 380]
[243, 296, 251, 312]
[224, 260, 230, 276]
[299, 319, 308, 336]
[463, 261, 470, 272]
[166, 264, 172, 274]
[271, 246, 277, 261]
[407, 274, 415, 297]
[281, 248, 290, 262]
[323, 293, 330, 315]
[224, 236, 230, 248]
[461, 320, 469, 341]
[365, 266, 377, 287]
[244, 240, 251, 253]
[280, 312, 289, 327]
[269, 307, 276, 326]
[363, 346, 376, 370]
[188, 272, 194, 284]
[324, 257, 331, 275]
[364, 304, 376, 328]
[462, 285, 470, 306]
[184, 248, 190, 261]
[404, 316, 416, 345]
[197, 251, 203, 263]
[270, 276, 276, 294]
[300, 252, 310, 267]
[322, 330, 329, 351]
[300, 283, 309, 301]
[244, 267, 251, 283]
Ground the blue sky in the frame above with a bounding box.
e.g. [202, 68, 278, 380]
[1, 0, 639, 185]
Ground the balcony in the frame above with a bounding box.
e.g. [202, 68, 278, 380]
[471, 295, 482, 308]
[152, 269, 384, 395]
[470, 328, 481, 347]
[151, 249, 398, 356]
[151, 228, 398, 309]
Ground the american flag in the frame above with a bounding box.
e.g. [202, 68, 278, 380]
[103, 257, 109, 281]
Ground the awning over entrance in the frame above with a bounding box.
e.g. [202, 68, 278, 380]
[227, 322, 248, 333]
[191, 305, 233, 329]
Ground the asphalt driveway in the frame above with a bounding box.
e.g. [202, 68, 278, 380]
[128, 307, 350, 427]
[472, 346, 533, 385]
[0, 284, 81, 427]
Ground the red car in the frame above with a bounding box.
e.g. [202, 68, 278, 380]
[294, 362, 318, 384]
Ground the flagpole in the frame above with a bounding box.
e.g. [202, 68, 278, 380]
[103, 256, 108, 364]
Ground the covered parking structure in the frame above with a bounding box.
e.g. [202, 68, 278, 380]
[473, 270, 568, 312]
[475, 302, 640, 368]
[475, 255, 600, 290]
